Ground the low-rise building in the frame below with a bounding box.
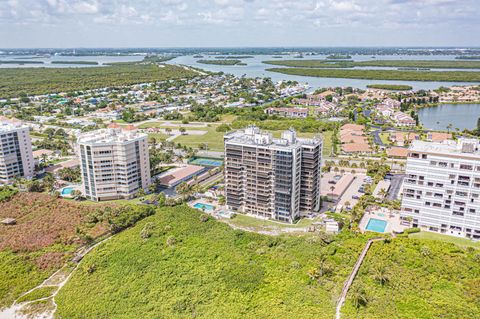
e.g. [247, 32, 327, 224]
[265, 107, 309, 118]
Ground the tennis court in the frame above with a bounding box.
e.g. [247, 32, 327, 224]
[190, 157, 223, 167]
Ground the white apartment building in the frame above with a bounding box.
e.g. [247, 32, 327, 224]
[401, 139, 480, 239]
[0, 119, 34, 183]
[224, 126, 322, 223]
[77, 124, 151, 201]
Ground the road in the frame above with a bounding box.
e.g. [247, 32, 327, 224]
[372, 129, 385, 147]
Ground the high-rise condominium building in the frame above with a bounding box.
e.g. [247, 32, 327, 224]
[77, 124, 151, 201]
[401, 138, 480, 239]
[0, 119, 34, 183]
[224, 126, 322, 223]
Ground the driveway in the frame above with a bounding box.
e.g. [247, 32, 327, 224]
[387, 174, 405, 200]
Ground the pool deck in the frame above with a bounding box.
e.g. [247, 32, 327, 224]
[359, 206, 407, 234]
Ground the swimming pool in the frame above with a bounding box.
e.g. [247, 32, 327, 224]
[365, 218, 388, 233]
[61, 187, 74, 195]
[193, 203, 215, 212]
[190, 158, 223, 167]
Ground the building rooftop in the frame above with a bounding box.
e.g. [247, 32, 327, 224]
[77, 127, 147, 145]
[157, 165, 205, 187]
[410, 139, 480, 158]
[0, 118, 29, 133]
[224, 126, 322, 150]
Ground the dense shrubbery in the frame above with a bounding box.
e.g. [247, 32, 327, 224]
[366, 84, 413, 90]
[55, 205, 480, 318]
[0, 64, 196, 98]
[0, 186, 18, 202]
[0, 193, 155, 307]
[56, 205, 368, 319]
[266, 68, 480, 82]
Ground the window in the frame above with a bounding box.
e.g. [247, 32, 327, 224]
[460, 164, 473, 170]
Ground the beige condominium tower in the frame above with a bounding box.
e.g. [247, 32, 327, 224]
[224, 126, 322, 223]
[0, 118, 34, 183]
[77, 123, 151, 201]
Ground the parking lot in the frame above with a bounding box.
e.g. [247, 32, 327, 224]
[321, 172, 367, 212]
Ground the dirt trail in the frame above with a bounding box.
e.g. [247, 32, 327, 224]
[0, 236, 112, 319]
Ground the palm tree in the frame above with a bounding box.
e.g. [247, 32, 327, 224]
[350, 284, 368, 309]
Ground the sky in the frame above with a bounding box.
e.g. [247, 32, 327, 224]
[0, 0, 479, 48]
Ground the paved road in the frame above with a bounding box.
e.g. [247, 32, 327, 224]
[387, 174, 405, 200]
[372, 130, 385, 147]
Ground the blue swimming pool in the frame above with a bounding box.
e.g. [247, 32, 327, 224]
[61, 187, 74, 195]
[193, 203, 215, 212]
[365, 218, 387, 233]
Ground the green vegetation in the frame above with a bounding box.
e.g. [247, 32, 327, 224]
[54, 205, 480, 318]
[366, 84, 413, 90]
[16, 286, 57, 303]
[56, 205, 367, 319]
[197, 59, 242, 65]
[0, 60, 44, 64]
[0, 186, 18, 202]
[174, 126, 225, 151]
[263, 60, 349, 68]
[214, 55, 254, 59]
[409, 231, 480, 249]
[263, 59, 480, 69]
[0, 193, 154, 307]
[266, 67, 480, 82]
[456, 56, 480, 60]
[50, 61, 99, 65]
[343, 237, 480, 318]
[0, 64, 196, 98]
[327, 54, 352, 59]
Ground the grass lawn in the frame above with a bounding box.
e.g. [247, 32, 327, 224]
[173, 128, 333, 154]
[147, 132, 169, 141]
[227, 213, 320, 231]
[173, 126, 224, 151]
[321, 131, 334, 157]
[379, 133, 392, 146]
[220, 114, 238, 123]
[409, 231, 480, 249]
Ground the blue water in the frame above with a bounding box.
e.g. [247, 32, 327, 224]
[194, 203, 215, 211]
[169, 55, 480, 91]
[190, 158, 223, 167]
[365, 218, 388, 233]
[61, 187, 74, 195]
[418, 103, 480, 131]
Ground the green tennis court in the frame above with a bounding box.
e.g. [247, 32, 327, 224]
[190, 158, 224, 167]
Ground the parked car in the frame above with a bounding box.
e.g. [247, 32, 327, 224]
[328, 180, 337, 184]
[352, 195, 360, 199]
[358, 187, 365, 193]
[333, 175, 342, 181]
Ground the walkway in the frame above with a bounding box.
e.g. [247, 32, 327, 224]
[335, 237, 385, 319]
[1, 236, 112, 319]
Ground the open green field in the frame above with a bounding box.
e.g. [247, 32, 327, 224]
[173, 126, 225, 151]
[173, 128, 328, 152]
[54, 206, 480, 318]
[263, 59, 480, 69]
[55, 205, 366, 319]
[265, 68, 480, 82]
[227, 213, 320, 231]
[409, 231, 480, 249]
[0, 64, 196, 98]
